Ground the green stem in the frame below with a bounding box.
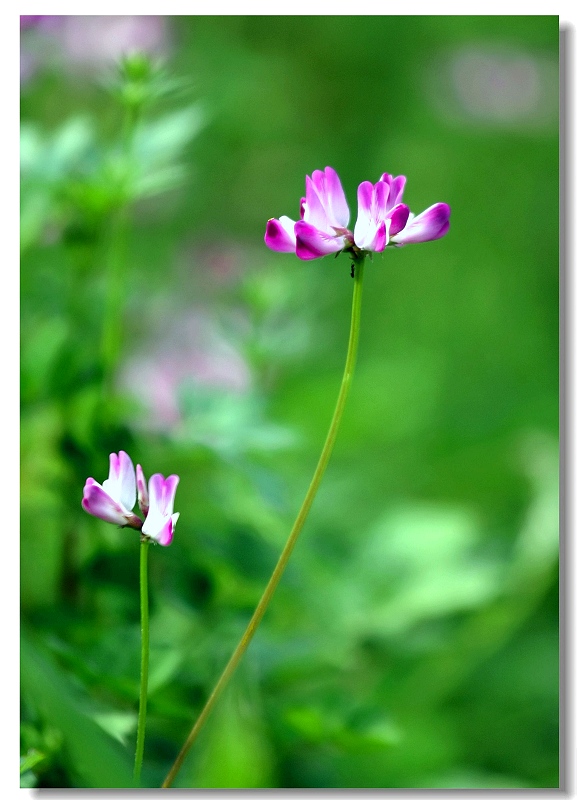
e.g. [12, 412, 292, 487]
[100, 99, 141, 394]
[134, 538, 150, 786]
[100, 208, 129, 393]
[161, 255, 366, 789]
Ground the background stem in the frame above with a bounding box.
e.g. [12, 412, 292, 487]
[134, 538, 150, 786]
[162, 256, 365, 788]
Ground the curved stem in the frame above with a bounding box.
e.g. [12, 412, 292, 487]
[134, 538, 150, 786]
[162, 256, 366, 788]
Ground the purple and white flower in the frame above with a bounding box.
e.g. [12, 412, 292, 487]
[353, 174, 410, 253]
[82, 451, 142, 529]
[141, 473, 180, 546]
[264, 167, 450, 261]
[265, 166, 353, 260]
[82, 452, 180, 546]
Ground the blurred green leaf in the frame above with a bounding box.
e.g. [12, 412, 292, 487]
[21, 631, 134, 788]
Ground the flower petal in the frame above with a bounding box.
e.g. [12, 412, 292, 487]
[302, 175, 330, 232]
[82, 480, 135, 526]
[102, 451, 136, 511]
[264, 216, 297, 253]
[320, 166, 350, 228]
[117, 451, 136, 510]
[136, 464, 149, 517]
[381, 173, 407, 209]
[392, 203, 451, 244]
[354, 182, 390, 251]
[353, 181, 376, 248]
[157, 513, 179, 546]
[386, 203, 410, 237]
[294, 221, 345, 260]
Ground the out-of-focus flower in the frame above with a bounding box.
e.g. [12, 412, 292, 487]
[20, 15, 47, 30]
[20, 15, 170, 85]
[82, 452, 179, 545]
[82, 451, 142, 529]
[141, 474, 180, 546]
[53, 15, 169, 70]
[428, 45, 558, 132]
[119, 309, 251, 433]
[265, 167, 450, 261]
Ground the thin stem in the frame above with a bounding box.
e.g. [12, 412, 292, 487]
[100, 99, 141, 394]
[134, 538, 150, 786]
[100, 208, 128, 393]
[162, 255, 366, 788]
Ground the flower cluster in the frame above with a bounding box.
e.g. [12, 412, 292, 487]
[82, 451, 179, 546]
[265, 167, 450, 260]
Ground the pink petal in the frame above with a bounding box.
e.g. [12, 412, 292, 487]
[265, 217, 297, 253]
[381, 174, 407, 209]
[117, 451, 136, 510]
[82, 480, 132, 526]
[294, 221, 345, 260]
[392, 203, 451, 245]
[356, 181, 374, 221]
[136, 464, 149, 516]
[147, 473, 179, 516]
[387, 203, 410, 237]
[322, 166, 350, 228]
[302, 175, 330, 232]
[157, 518, 174, 546]
[102, 451, 136, 510]
[159, 513, 179, 546]
[353, 182, 389, 251]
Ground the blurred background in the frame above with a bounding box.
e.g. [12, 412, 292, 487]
[20, 15, 559, 789]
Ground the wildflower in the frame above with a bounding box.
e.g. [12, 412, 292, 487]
[82, 450, 142, 529]
[141, 473, 180, 546]
[82, 452, 179, 546]
[264, 167, 450, 260]
[353, 174, 410, 252]
[265, 166, 352, 260]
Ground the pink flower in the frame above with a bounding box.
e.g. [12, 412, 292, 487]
[141, 473, 180, 546]
[265, 167, 450, 260]
[82, 453, 180, 546]
[82, 451, 142, 529]
[265, 167, 352, 260]
[353, 174, 410, 252]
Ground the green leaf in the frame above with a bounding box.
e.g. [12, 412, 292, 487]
[21, 631, 134, 788]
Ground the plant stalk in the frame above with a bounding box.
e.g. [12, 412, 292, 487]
[162, 255, 366, 788]
[134, 538, 150, 786]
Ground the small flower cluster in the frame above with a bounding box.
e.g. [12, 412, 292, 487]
[265, 167, 450, 260]
[82, 451, 179, 546]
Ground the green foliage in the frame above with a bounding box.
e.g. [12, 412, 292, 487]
[21, 15, 558, 789]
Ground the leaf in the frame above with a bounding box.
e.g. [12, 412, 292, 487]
[21, 631, 134, 788]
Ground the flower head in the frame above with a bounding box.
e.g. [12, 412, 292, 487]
[141, 473, 180, 546]
[265, 167, 450, 261]
[265, 166, 353, 260]
[82, 452, 179, 546]
[82, 451, 142, 528]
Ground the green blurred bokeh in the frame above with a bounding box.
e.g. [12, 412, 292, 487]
[20, 15, 558, 789]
